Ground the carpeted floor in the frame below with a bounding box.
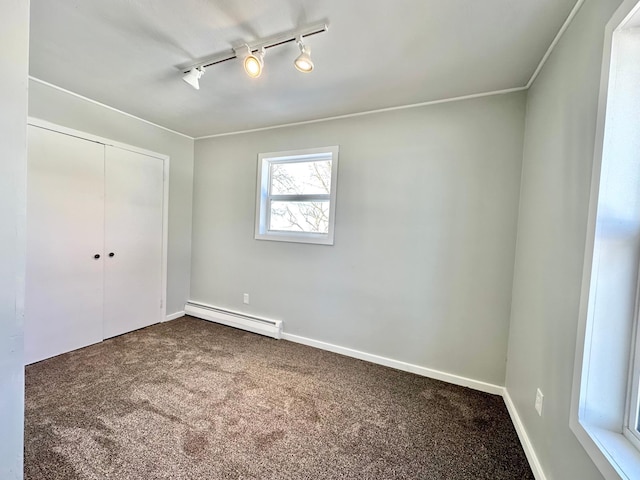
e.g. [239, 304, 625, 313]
[25, 316, 533, 479]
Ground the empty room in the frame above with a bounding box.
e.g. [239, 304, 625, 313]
[2, 0, 640, 478]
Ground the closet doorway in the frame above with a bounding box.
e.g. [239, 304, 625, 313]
[25, 120, 169, 364]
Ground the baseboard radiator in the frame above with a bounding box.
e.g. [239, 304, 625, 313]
[185, 301, 283, 339]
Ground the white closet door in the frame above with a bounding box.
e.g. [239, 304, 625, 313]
[103, 146, 163, 339]
[25, 126, 105, 364]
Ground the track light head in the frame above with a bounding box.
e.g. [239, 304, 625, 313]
[243, 46, 265, 78]
[294, 38, 313, 73]
[182, 67, 204, 90]
[235, 45, 265, 78]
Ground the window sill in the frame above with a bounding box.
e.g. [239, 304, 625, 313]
[255, 230, 334, 245]
[571, 418, 640, 479]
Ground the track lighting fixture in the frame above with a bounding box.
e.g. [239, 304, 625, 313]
[178, 21, 328, 89]
[294, 38, 313, 73]
[182, 66, 204, 90]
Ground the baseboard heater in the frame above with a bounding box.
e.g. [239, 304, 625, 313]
[185, 301, 282, 339]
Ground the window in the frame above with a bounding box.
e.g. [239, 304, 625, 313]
[254, 146, 339, 245]
[571, 0, 640, 478]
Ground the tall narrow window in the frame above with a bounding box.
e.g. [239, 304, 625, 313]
[255, 146, 339, 245]
[571, 0, 640, 478]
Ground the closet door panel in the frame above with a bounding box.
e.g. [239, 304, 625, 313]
[103, 146, 163, 339]
[25, 126, 105, 364]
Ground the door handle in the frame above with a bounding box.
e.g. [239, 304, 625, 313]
[94, 254, 100, 259]
[109, 252, 115, 257]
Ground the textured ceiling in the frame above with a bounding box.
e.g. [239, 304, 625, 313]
[29, 0, 577, 137]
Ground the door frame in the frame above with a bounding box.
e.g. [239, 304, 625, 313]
[28, 117, 170, 325]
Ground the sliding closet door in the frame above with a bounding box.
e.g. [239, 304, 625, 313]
[25, 126, 105, 364]
[103, 146, 163, 339]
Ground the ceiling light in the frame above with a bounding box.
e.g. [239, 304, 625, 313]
[244, 47, 265, 78]
[177, 21, 328, 89]
[182, 67, 204, 90]
[294, 38, 314, 73]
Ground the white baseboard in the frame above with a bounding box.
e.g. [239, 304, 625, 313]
[165, 311, 185, 322]
[503, 390, 547, 480]
[185, 301, 282, 339]
[280, 331, 504, 396]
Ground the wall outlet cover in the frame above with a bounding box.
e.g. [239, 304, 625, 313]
[535, 388, 544, 416]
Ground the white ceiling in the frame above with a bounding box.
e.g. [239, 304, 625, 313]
[29, 0, 577, 138]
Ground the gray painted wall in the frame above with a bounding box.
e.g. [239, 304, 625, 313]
[506, 0, 622, 478]
[28, 80, 195, 316]
[191, 92, 526, 386]
[0, 1, 29, 478]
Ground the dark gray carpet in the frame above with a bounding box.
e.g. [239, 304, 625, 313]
[25, 316, 533, 479]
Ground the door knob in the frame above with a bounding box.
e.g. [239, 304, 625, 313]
[109, 252, 115, 257]
[94, 254, 100, 259]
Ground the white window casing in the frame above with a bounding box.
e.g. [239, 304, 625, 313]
[255, 146, 339, 245]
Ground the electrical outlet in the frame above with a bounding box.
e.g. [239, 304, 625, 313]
[243, 293, 249, 305]
[535, 388, 544, 416]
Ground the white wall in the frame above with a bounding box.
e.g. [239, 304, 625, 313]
[28, 80, 195, 316]
[191, 92, 526, 387]
[506, 0, 622, 478]
[0, 1, 29, 478]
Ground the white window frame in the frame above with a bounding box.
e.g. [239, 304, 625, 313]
[570, 1, 640, 479]
[626, 289, 640, 452]
[254, 146, 339, 245]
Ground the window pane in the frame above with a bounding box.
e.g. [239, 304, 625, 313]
[269, 201, 330, 233]
[270, 160, 332, 195]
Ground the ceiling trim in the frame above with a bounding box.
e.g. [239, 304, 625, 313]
[195, 86, 528, 139]
[525, 0, 585, 88]
[28, 76, 195, 139]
